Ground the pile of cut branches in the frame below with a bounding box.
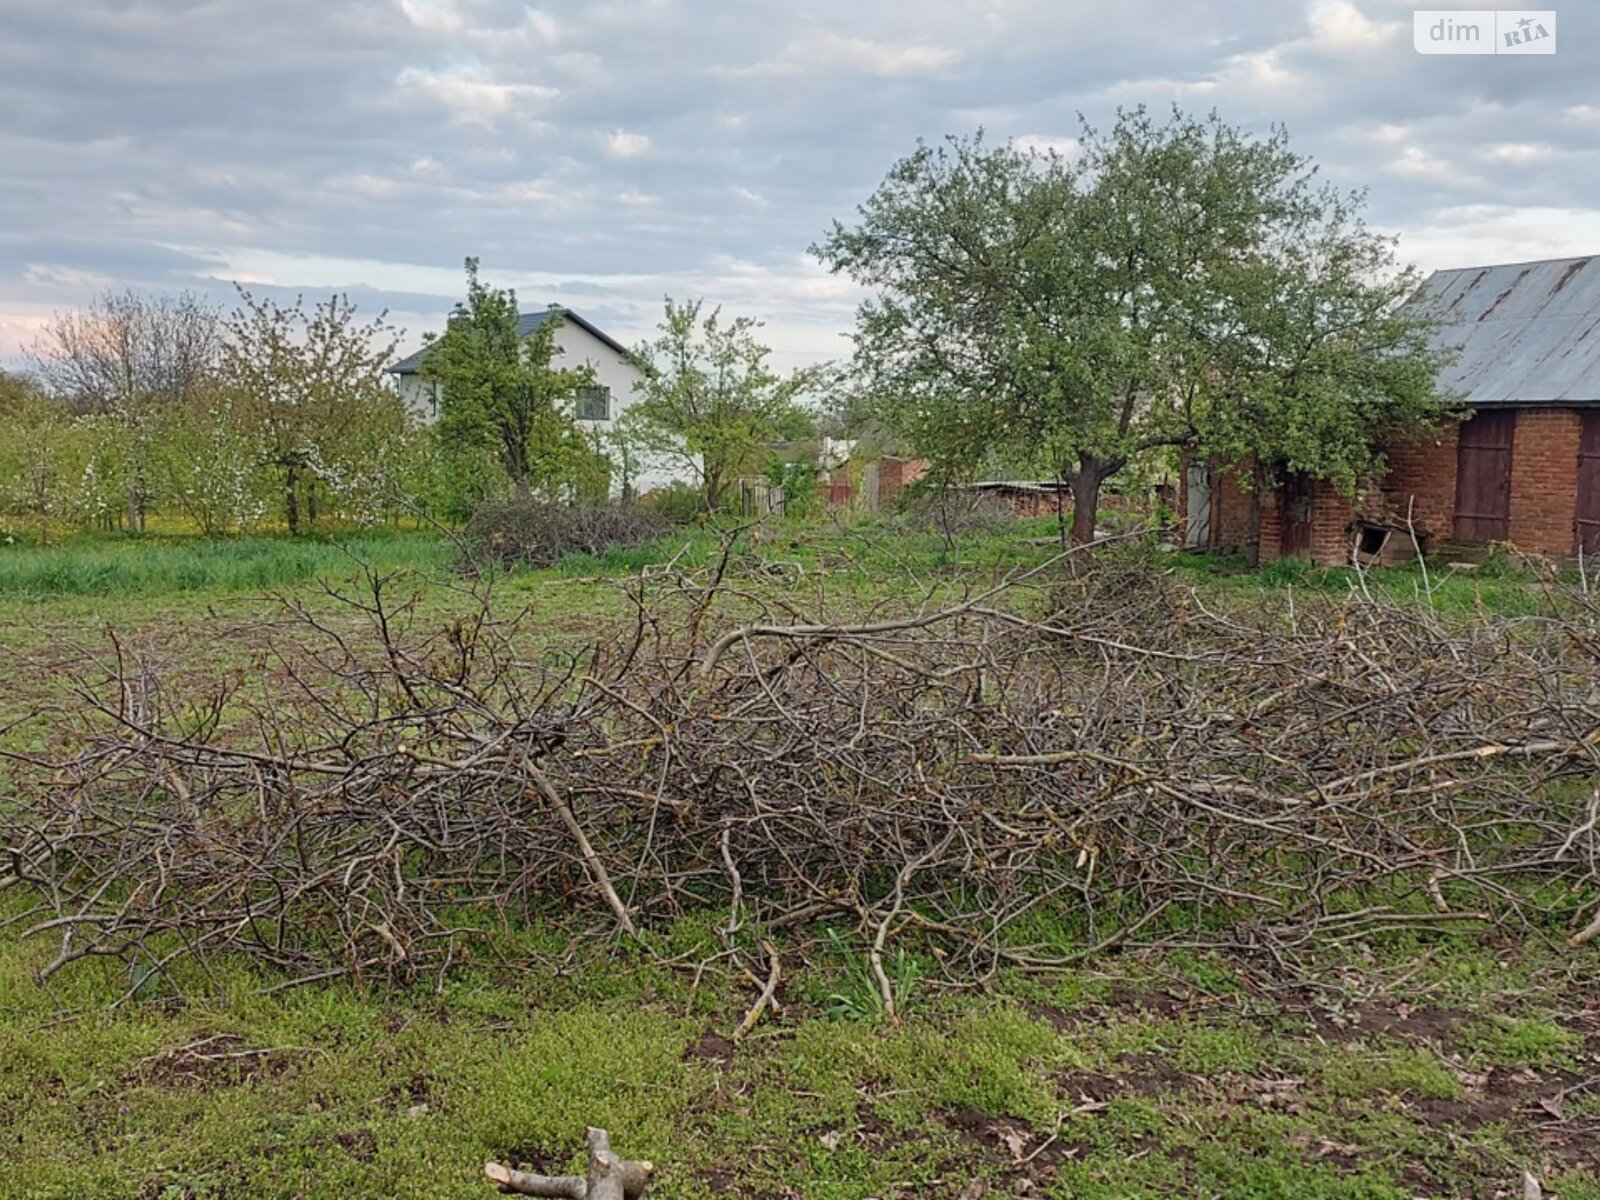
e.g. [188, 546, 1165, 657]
[4, 548, 1599, 1002]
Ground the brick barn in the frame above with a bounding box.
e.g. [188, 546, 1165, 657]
[1179, 254, 1600, 565]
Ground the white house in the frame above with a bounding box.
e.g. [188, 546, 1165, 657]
[390, 306, 680, 490]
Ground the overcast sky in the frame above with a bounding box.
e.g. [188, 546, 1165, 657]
[3, 0, 1596, 370]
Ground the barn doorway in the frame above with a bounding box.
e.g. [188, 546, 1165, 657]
[1578, 412, 1600, 556]
[1453, 410, 1516, 543]
[1280, 471, 1313, 557]
[1184, 461, 1212, 549]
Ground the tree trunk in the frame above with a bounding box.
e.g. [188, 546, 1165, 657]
[1070, 463, 1105, 545]
[503, 433, 531, 496]
[284, 462, 300, 536]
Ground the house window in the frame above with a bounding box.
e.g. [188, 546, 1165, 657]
[575, 385, 611, 422]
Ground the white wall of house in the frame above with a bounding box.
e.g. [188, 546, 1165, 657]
[552, 320, 681, 495]
[392, 314, 688, 493]
[395, 372, 440, 419]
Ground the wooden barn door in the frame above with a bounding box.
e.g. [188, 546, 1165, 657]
[1578, 412, 1600, 555]
[1453, 410, 1516, 543]
[1280, 472, 1313, 557]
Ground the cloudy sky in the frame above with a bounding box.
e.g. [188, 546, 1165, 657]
[2, 0, 1595, 370]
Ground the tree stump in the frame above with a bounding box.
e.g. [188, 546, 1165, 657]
[485, 1127, 653, 1199]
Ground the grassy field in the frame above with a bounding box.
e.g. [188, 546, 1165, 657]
[1, 523, 1597, 1200]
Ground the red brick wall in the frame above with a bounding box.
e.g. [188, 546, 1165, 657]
[968, 487, 1071, 518]
[1256, 480, 1282, 563]
[1507, 409, 1581, 553]
[1214, 468, 1257, 552]
[1380, 410, 1583, 555]
[1379, 425, 1459, 546]
[1175, 454, 1268, 556]
[877, 457, 929, 509]
[1309, 480, 1355, 565]
[1203, 469, 1354, 566]
[1188, 407, 1587, 563]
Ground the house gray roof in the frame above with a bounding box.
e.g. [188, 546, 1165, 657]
[1418, 255, 1600, 406]
[389, 306, 633, 376]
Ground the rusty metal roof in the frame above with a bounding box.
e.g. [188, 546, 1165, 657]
[1418, 255, 1600, 406]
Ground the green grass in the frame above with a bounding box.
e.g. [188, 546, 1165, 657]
[1169, 548, 1562, 614]
[4, 905, 1592, 1199]
[0, 529, 455, 598]
[1459, 1015, 1582, 1068]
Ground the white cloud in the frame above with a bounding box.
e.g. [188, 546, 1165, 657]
[1100, 51, 1298, 104]
[1477, 142, 1561, 165]
[490, 179, 563, 205]
[5, 0, 1600, 374]
[397, 0, 466, 35]
[603, 129, 651, 159]
[1307, 1, 1399, 52]
[734, 33, 961, 79]
[330, 171, 405, 198]
[518, 9, 562, 45]
[22, 263, 114, 290]
[1384, 145, 1482, 188]
[1398, 205, 1600, 270]
[1226, 49, 1297, 92]
[394, 64, 558, 124]
[0, 308, 55, 359]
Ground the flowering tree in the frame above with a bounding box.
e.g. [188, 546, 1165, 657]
[221, 287, 407, 534]
[0, 380, 82, 544]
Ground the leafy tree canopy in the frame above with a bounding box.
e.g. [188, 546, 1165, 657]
[423, 258, 608, 502]
[815, 106, 1449, 541]
[622, 297, 821, 512]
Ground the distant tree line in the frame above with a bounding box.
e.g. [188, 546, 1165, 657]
[0, 265, 826, 542]
[1, 288, 423, 541]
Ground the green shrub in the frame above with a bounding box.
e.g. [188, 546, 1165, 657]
[636, 481, 706, 526]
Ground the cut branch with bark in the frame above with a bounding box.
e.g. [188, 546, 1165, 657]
[486, 1128, 653, 1199]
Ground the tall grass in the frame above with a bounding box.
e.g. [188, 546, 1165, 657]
[0, 531, 455, 598]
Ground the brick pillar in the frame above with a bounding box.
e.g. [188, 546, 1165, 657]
[1257, 482, 1283, 563]
[1309, 482, 1355, 566]
[1508, 409, 1581, 554]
